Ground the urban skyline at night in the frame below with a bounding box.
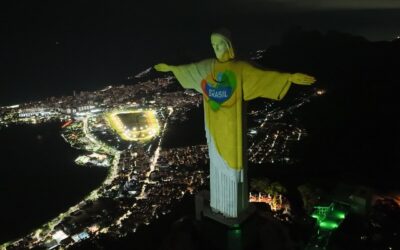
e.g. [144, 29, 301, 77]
[1, 1, 399, 249]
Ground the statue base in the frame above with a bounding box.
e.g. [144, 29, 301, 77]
[195, 190, 256, 228]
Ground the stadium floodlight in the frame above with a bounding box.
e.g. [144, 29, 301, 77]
[104, 109, 160, 142]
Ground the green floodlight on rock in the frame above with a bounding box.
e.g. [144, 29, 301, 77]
[311, 203, 347, 232]
[227, 227, 243, 250]
[333, 210, 346, 220]
[319, 221, 339, 230]
[311, 213, 322, 221]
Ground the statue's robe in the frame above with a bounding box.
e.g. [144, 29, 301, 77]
[172, 59, 291, 217]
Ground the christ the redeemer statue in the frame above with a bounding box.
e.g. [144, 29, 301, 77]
[155, 29, 316, 218]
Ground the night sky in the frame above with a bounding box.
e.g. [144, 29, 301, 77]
[1, 1, 400, 105]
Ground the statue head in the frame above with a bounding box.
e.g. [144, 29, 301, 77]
[211, 29, 235, 62]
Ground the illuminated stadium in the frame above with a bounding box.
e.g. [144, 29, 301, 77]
[104, 109, 160, 141]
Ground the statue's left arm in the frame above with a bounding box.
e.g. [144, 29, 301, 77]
[241, 62, 316, 101]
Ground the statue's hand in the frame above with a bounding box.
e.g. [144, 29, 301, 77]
[289, 73, 316, 85]
[154, 63, 171, 72]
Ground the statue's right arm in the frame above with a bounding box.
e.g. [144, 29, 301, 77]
[154, 63, 176, 72]
[154, 59, 212, 93]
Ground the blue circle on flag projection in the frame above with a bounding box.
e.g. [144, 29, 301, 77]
[205, 84, 233, 103]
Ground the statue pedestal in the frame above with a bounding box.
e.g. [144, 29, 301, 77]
[195, 190, 256, 228]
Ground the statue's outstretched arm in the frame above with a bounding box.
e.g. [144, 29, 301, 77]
[154, 63, 176, 72]
[289, 73, 316, 85]
[242, 61, 316, 101]
[153, 59, 212, 93]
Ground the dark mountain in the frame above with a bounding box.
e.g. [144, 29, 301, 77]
[257, 28, 400, 190]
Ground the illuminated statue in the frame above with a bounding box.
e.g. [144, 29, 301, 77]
[155, 30, 316, 218]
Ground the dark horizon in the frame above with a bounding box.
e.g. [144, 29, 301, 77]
[1, 2, 400, 105]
